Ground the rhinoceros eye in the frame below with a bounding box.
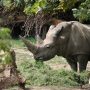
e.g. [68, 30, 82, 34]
[45, 44, 50, 48]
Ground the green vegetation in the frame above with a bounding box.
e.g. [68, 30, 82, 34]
[0, 0, 77, 14]
[0, 27, 13, 65]
[1, 0, 90, 38]
[24, 0, 77, 15]
[17, 58, 89, 87]
[73, 0, 90, 22]
[1, 0, 89, 22]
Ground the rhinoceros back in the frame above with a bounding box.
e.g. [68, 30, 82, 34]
[67, 21, 90, 56]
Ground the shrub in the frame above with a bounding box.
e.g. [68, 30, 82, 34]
[73, 0, 90, 22]
[0, 27, 13, 65]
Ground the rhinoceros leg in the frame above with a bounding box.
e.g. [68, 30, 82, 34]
[67, 57, 77, 71]
[77, 55, 88, 72]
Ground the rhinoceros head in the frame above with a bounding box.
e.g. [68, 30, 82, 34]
[20, 24, 63, 61]
[34, 35, 57, 61]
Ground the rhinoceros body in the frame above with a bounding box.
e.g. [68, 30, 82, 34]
[20, 21, 90, 72]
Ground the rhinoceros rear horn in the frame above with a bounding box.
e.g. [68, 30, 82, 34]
[36, 35, 43, 44]
[53, 25, 63, 38]
[19, 36, 37, 54]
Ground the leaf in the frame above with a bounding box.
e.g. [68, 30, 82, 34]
[2, 52, 12, 65]
[0, 27, 11, 39]
[0, 40, 11, 51]
[39, 0, 47, 8]
[73, 0, 90, 22]
[3, 0, 12, 8]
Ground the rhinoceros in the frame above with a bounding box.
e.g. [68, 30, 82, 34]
[20, 21, 90, 72]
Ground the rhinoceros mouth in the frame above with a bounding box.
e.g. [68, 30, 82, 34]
[34, 55, 55, 61]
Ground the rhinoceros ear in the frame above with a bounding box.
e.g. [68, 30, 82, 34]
[53, 24, 63, 39]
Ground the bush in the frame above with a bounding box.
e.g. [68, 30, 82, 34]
[73, 0, 90, 22]
[0, 27, 13, 65]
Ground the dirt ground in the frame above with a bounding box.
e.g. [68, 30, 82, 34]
[24, 86, 90, 90]
[3, 86, 90, 90]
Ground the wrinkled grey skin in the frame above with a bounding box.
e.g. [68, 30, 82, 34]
[20, 21, 90, 72]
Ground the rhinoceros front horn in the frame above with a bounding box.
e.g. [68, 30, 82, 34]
[19, 36, 37, 54]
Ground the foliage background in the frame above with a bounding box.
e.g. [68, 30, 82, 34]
[0, 0, 90, 38]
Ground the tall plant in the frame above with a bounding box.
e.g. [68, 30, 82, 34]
[0, 27, 12, 66]
[73, 0, 90, 22]
[24, 0, 77, 15]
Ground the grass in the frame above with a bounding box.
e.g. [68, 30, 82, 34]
[17, 58, 89, 87]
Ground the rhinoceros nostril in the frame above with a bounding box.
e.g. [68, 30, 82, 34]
[36, 56, 43, 60]
[39, 57, 43, 60]
[34, 55, 43, 60]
